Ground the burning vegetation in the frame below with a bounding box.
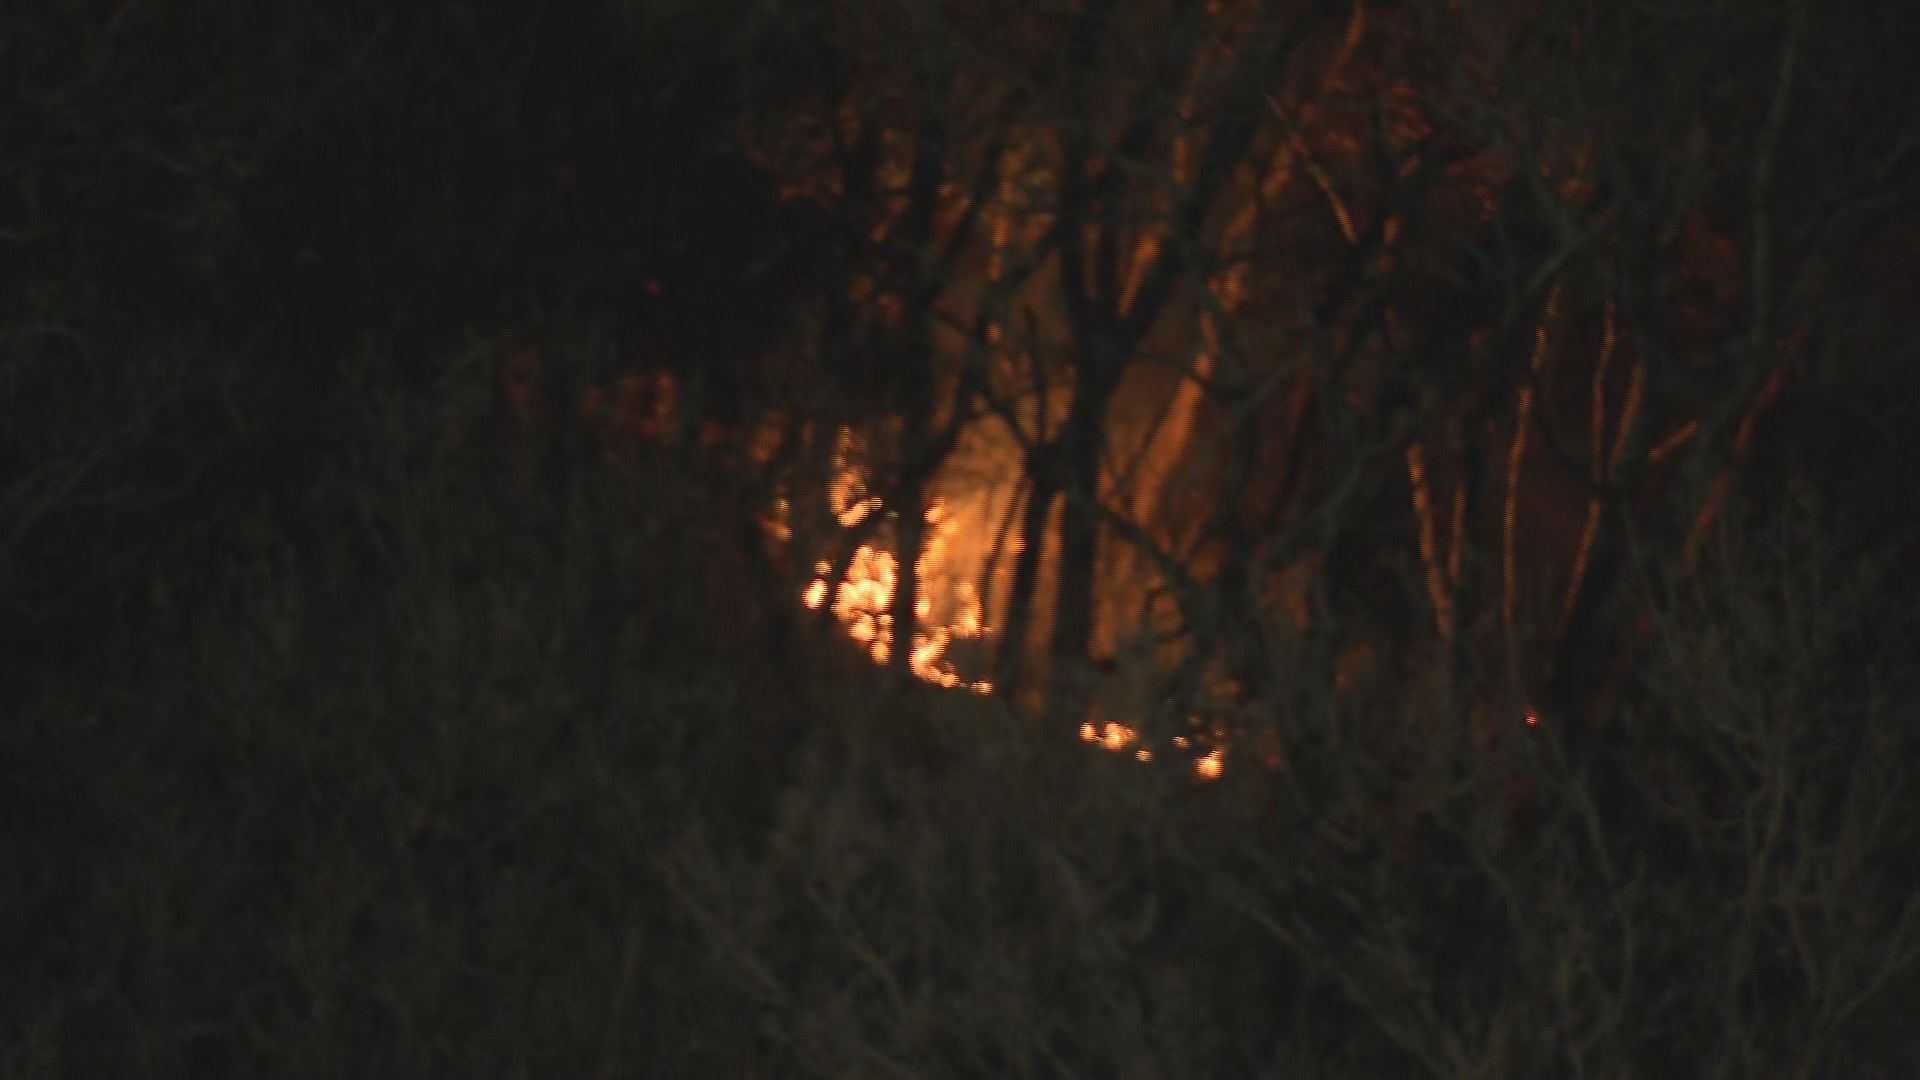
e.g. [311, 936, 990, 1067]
[12, 0, 1920, 1074]
[540, 0, 1885, 790]
[799, 428, 994, 692]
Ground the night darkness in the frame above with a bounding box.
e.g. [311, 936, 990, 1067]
[5, 2, 1918, 1075]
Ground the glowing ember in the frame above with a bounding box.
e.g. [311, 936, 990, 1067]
[798, 432, 994, 693]
[802, 578, 830, 609]
[788, 426, 1232, 778]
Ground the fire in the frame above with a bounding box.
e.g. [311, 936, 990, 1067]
[1081, 719, 1226, 779]
[801, 530, 992, 691]
[788, 426, 1240, 778]
[800, 435, 994, 692]
[1079, 721, 1139, 751]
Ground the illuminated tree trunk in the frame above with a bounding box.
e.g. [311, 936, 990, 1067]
[1048, 350, 1124, 690]
[888, 472, 927, 676]
[995, 458, 1057, 698]
[880, 114, 946, 675]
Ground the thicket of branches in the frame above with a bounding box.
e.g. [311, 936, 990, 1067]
[720, 0, 1919, 749]
[6, 336, 1915, 1077]
[4, 0, 1917, 1076]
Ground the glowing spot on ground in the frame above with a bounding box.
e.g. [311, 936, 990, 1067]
[1195, 750, 1225, 781]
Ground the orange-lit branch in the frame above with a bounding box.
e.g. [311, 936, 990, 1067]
[1683, 363, 1789, 572]
[1407, 441, 1454, 640]
[1562, 301, 1616, 628]
[1504, 283, 1561, 688]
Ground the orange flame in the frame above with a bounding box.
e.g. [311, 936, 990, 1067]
[799, 433, 994, 692]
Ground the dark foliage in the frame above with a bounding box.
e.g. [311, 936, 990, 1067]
[4, 1, 1917, 1076]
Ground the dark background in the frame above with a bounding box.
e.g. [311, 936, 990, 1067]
[4, 2, 1917, 1075]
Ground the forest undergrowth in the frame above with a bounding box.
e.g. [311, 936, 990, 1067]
[4, 343, 1915, 1078]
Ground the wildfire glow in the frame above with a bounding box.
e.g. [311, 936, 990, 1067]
[791, 429, 1236, 779]
[800, 433, 994, 693]
[1079, 721, 1140, 751]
